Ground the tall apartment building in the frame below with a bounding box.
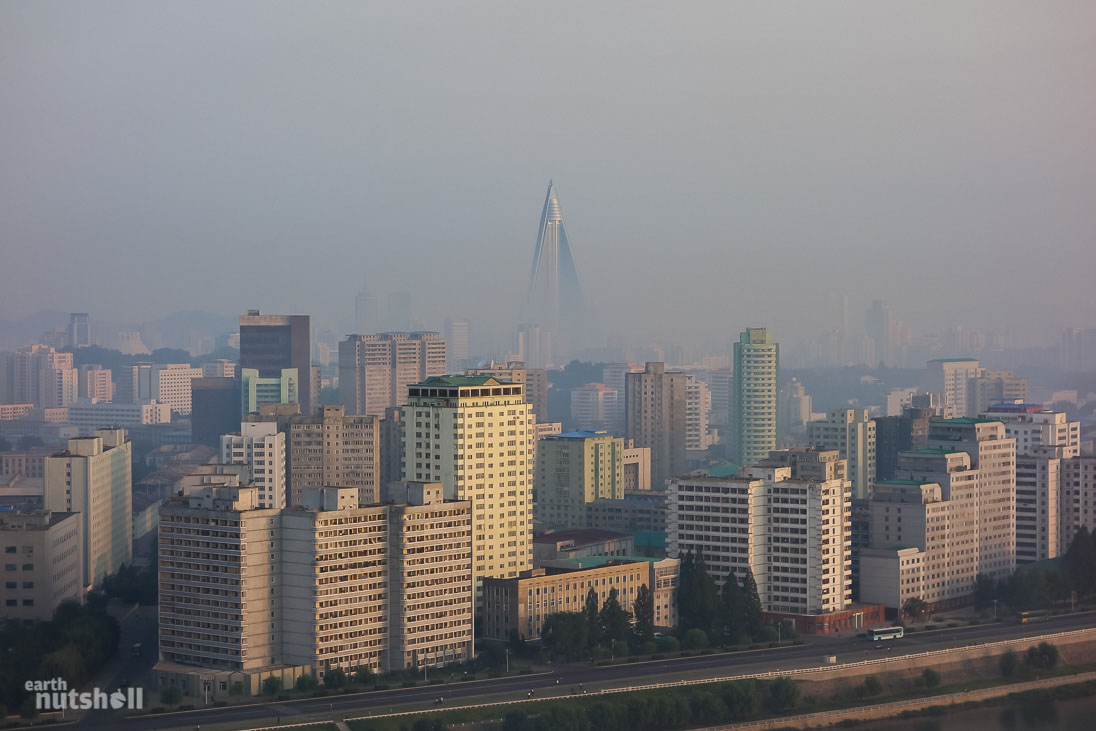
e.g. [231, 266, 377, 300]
[79, 365, 113, 402]
[379, 407, 404, 489]
[708, 367, 734, 427]
[982, 402, 1079, 563]
[685, 375, 714, 452]
[625, 362, 687, 490]
[221, 421, 287, 509]
[921, 359, 981, 419]
[468, 362, 548, 422]
[570, 383, 618, 433]
[115, 363, 203, 414]
[733, 328, 779, 469]
[0, 345, 77, 408]
[201, 359, 236, 378]
[43, 429, 132, 588]
[0, 511, 83, 621]
[534, 430, 623, 530]
[622, 440, 651, 492]
[402, 376, 534, 589]
[68, 313, 91, 349]
[286, 405, 380, 506]
[668, 448, 851, 616]
[444, 317, 471, 371]
[339, 332, 446, 417]
[190, 377, 242, 448]
[873, 407, 932, 481]
[603, 362, 641, 433]
[1062, 456, 1096, 552]
[239, 310, 312, 416]
[807, 409, 876, 500]
[157, 483, 471, 681]
[240, 367, 298, 417]
[926, 418, 1016, 581]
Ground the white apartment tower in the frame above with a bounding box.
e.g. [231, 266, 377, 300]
[221, 421, 287, 509]
[685, 375, 714, 451]
[733, 328, 779, 469]
[401, 376, 534, 590]
[807, 409, 876, 500]
[668, 448, 851, 616]
[43, 429, 133, 588]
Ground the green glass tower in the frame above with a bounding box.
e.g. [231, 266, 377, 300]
[733, 328, 779, 468]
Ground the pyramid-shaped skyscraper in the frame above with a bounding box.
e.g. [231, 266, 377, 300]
[527, 182, 586, 339]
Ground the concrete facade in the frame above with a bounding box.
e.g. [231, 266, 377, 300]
[287, 405, 379, 507]
[221, 421, 287, 509]
[733, 328, 779, 469]
[625, 362, 688, 489]
[534, 430, 623, 531]
[808, 409, 876, 501]
[338, 332, 446, 417]
[0, 510, 83, 621]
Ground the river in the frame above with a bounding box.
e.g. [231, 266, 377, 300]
[866, 693, 1096, 730]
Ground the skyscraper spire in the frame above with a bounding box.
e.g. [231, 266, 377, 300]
[527, 181, 584, 335]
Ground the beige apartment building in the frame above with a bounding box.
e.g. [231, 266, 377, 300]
[1062, 455, 1096, 553]
[44, 429, 132, 588]
[807, 409, 876, 500]
[481, 556, 679, 640]
[534, 430, 623, 531]
[685, 375, 715, 452]
[287, 405, 380, 506]
[0, 345, 77, 408]
[115, 363, 203, 414]
[338, 332, 446, 417]
[221, 421, 287, 509]
[669, 448, 851, 616]
[625, 362, 688, 489]
[467, 362, 549, 422]
[402, 376, 534, 591]
[79, 365, 113, 402]
[570, 383, 618, 433]
[157, 483, 472, 686]
[622, 441, 652, 492]
[0, 511, 83, 621]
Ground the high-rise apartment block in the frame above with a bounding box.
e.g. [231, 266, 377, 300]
[201, 359, 237, 378]
[287, 405, 380, 506]
[807, 409, 876, 500]
[603, 362, 641, 432]
[467, 362, 548, 422]
[157, 483, 472, 682]
[115, 363, 203, 414]
[873, 407, 932, 481]
[79, 364, 113, 402]
[625, 362, 687, 490]
[733, 328, 778, 469]
[221, 421, 287, 509]
[982, 401, 1079, 563]
[0, 345, 77, 408]
[190, 377, 242, 448]
[402, 376, 534, 589]
[921, 359, 1027, 419]
[444, 317, 471, 371]
[43, 429, 132, 588]
[669, 448, 851, 616]
[570, 383, 619, 433]
[685, 375, 714, 452]
[1062, 456, 1096, 552]
[622, 440, 652, 492]
[0, 510, 83, 621]
[240, 367, 298, 417]
[239, 310, 312, 417]
[534, 430, 623, 530]
[338, 332, 446, 417]
[68, 313, 91, 349]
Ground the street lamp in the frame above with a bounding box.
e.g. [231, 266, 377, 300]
[992, 599, 998, 620]
[505, 647, 510, 674]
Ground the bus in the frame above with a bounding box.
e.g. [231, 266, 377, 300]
[868, 626, 905, 641]
[1018, 610, 1050, 624]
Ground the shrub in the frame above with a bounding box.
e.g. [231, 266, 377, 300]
[1000, 649, 1019, 677]
[861, 675, 882, 696]
[765, 677, 800, 713]
[177, 704, 194, 711]
[159, 687, 182, 705]
[296, 674, 319, 692]
[656, 636, 680, 653]
[921, 668, 941, 689]
[229, 682, 244, 696]
[324, 668, 347, 688]
[261, 677, 282, 696]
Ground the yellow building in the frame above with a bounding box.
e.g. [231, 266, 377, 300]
[534, 430, 623, 530]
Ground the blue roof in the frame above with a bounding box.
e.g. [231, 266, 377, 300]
[546, 430, 613, 439]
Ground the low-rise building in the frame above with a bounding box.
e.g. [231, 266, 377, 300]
[532, 528, 634, 566]
[481, 556, 679, 640]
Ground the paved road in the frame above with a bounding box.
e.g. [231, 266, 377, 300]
[74, 611, 1095, 731]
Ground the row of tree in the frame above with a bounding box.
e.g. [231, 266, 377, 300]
[975, 528, 1096, 612]
[0, 602, 120, 714]
[541, 585, 644, 659]
[676, 552, 766, 645]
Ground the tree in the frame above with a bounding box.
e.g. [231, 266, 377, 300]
[584, 587, 600, 646]
[0, 437, 12, 452]
[296, 673, 318, 691]
[921, 668, 941, 689]
[902, 597, 928, 622]
[740, 568, 763, 638]
[542, 612, 589, 660]
[324, 668, 346, 688]
[719, 572, 743, 646]
[974, 573, 997, 609]
[682, 628, 708, 650]
[765, 677, 800, 713]
[503, 710, 529, 731]
[262, 677, 282, 695]
[160, 687, 182, 705]
[999, 649, 1019, 677]
[17, 436, 44, 450]
[599, 588, 631, 649]
[352, 666, 375, 686]
[229, 683, 243, 696]
[631, 584, 655, 647]
[860, 675, 882, 697]
[1025, 642, 1060, 670]
[19, 697, 38, 720]
[656, 635, 680, 653]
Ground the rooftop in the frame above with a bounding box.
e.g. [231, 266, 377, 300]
[414, 375, 511, 387]
[557, 555, 658, 569]
[934, 417, 996, 424]
[545, 430, 614, 440]
[533, 528, 630, 545]
[877, 478, 934, 486]
[904, 447, 964, 455]
[706, 462, 741, 478]
[928, 358, 978, 363]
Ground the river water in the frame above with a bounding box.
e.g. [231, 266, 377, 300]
[866, 694, 1096, 730]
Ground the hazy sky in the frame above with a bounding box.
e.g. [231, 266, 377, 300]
[2, 1, 1094, 348]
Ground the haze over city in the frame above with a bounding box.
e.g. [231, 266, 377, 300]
[3, 1, 1095, 350]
